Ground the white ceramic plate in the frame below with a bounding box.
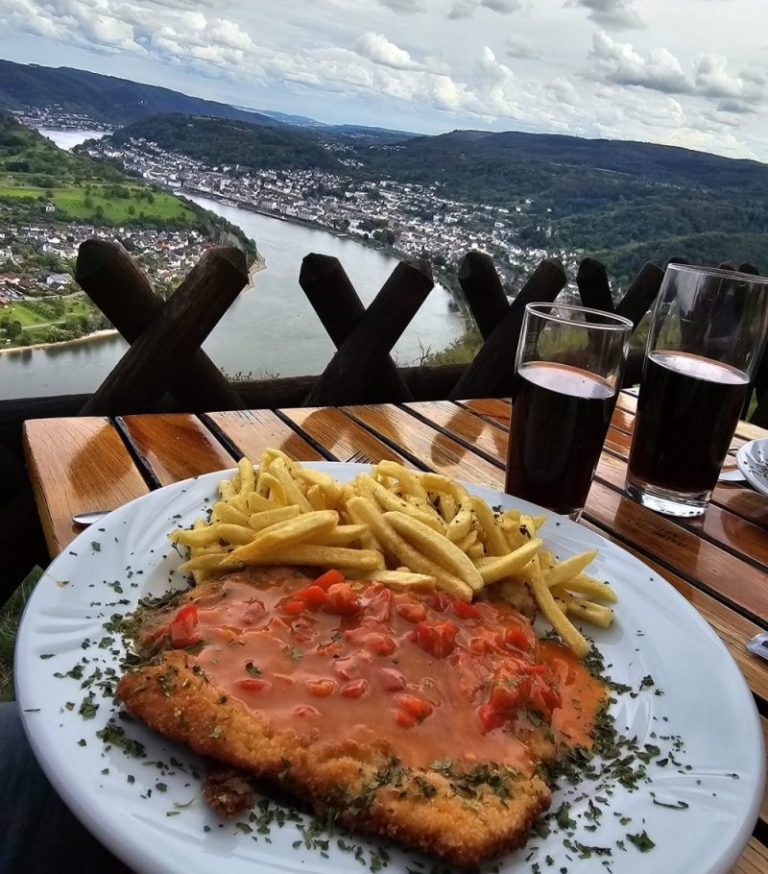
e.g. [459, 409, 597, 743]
[737, 438, 768, 497]
[16, 464, 764, 874]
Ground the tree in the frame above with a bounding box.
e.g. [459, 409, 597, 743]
[7, 320, 22, 340]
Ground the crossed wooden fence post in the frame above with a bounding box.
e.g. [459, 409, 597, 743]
[72, 238, 768, 424]
[76, 241, 249, 416]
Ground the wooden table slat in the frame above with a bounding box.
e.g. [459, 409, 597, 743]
[23, 417, 149, 555]
[206, 409, 323, 463]
[119, 413, 235, 486]
[343, 403, 503, 487]
[279, 406, 413, 466]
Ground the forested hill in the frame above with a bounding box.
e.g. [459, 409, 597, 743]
[110, 114, 339, 171]
[0, 59, 279, 127]
[110, 112, 768, 283]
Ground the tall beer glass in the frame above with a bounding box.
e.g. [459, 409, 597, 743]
[626, 264, 768, 517]
[505, 303, 632, 519]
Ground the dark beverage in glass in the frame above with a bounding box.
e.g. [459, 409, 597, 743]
[627, 351, 749, 496]
[505, 361, 616, 516]
[626, 265, 768, 517]
[504, 304, 631, 519]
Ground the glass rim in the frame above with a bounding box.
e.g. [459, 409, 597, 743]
[666, 263, 768, 284]
[524, 302, 633, 332]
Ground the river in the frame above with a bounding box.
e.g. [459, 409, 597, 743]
[1, 130, 464, 400]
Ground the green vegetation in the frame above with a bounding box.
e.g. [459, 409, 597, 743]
[0, 113, 258, 261]
[111, 113, 338, 172]
[0, 566, 41, 701]
[0, 182, 195, 225]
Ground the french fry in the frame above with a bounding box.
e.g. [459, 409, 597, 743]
[223, 544, 383, 570]
[223, 511, 339, 565]
[545, 549, 599, 588]
[345, 568, 437, 592]
[347, 497, 472, 601]
[248, 506, 301, 531]
[270, 458, 314, 513]
[446, 504, 473, 543]
[178, 552, 233, 573]
[211, 501, 249, 526]
[237, 457, 255, 496]
[555, 590, 614, 628]
[550, 572, 617, 604]
[471, 496, 509, 556]
[385, 511, 485, 592]
[477, 538, 543, 584]
[306, 484, 327, 511]
[361, 475, 445, 532]
[246, 492, 279, 514]
[256, 472, 286, 504]
[375, 460, 429, 502]
[307, 524, 368, 547]
[170, 522, 256, 548]
[435, 491, 457, 522]
[526, 556, 589, 658]
[218, 479, 235, 500]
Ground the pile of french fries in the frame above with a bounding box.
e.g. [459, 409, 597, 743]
[169, 450, 617, 657]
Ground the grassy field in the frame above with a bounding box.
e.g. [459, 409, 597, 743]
[0, 181, 196, 224]
[1, 301, 51, 327]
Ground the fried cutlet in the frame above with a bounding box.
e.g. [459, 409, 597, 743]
[117, 568, 598, 867]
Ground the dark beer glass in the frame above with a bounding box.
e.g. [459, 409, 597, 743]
[505, 303, 632, 519]
[626, 264, 768, 517]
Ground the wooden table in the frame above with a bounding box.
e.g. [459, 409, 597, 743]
[23, 394, 768, 873]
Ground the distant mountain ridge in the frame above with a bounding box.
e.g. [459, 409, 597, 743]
[0, 59, 281, 126]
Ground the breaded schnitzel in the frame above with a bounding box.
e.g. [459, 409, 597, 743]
[117, 568, 605, 868]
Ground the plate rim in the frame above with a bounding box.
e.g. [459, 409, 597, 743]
[15, 462, 766, 874]
[737, 437, 768, 497]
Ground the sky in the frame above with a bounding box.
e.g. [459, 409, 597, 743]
[1, 0, 767, 160]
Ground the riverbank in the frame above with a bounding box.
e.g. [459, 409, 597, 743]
[0, 327, 120, 356]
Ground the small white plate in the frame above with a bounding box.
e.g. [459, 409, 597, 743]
[736, 438, 768, 496]
[15, 464, 765, 874]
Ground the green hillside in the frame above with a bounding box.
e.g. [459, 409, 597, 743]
[0, 59, 278, 127]
[0, 114, 256, 260]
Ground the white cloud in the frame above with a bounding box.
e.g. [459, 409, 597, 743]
[356, 33, 423, 70]
[448, 0, 522, 20]
[590, 30, 765, 118]
[569, 0, 644, 31]
[377, 0, 427, 13]
[590, 31, 688, 93]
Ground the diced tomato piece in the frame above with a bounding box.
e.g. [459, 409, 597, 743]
[340, 679, 368, 698]
[411, 620, 458, 658]
[282, 599, 306, 615]
[396, 694, 433, 722]
[489, 677, 533, 715]
[169, 604, 200, 648]
[453, 599, 481, 620]
[237, 678, 271, 692]
[504, 626, 532, 651]
[323, 582, 360, 615]
[313, 569, 345, 590]
[293, 585, 328, 608]
[530, 677, 562, 717]
[478, 703, 506, 733]
[394, 708, 417, 728]
[317, 639, 344, 657]
[293, 632, 311, 643]
[363, 632, 396, 656]
[397, 602, 427, 623]
[308, 679, 336, 698]
[428, 591, 452, 612]
[379, 667, 407, 691]
[294, 705, 320, 717]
